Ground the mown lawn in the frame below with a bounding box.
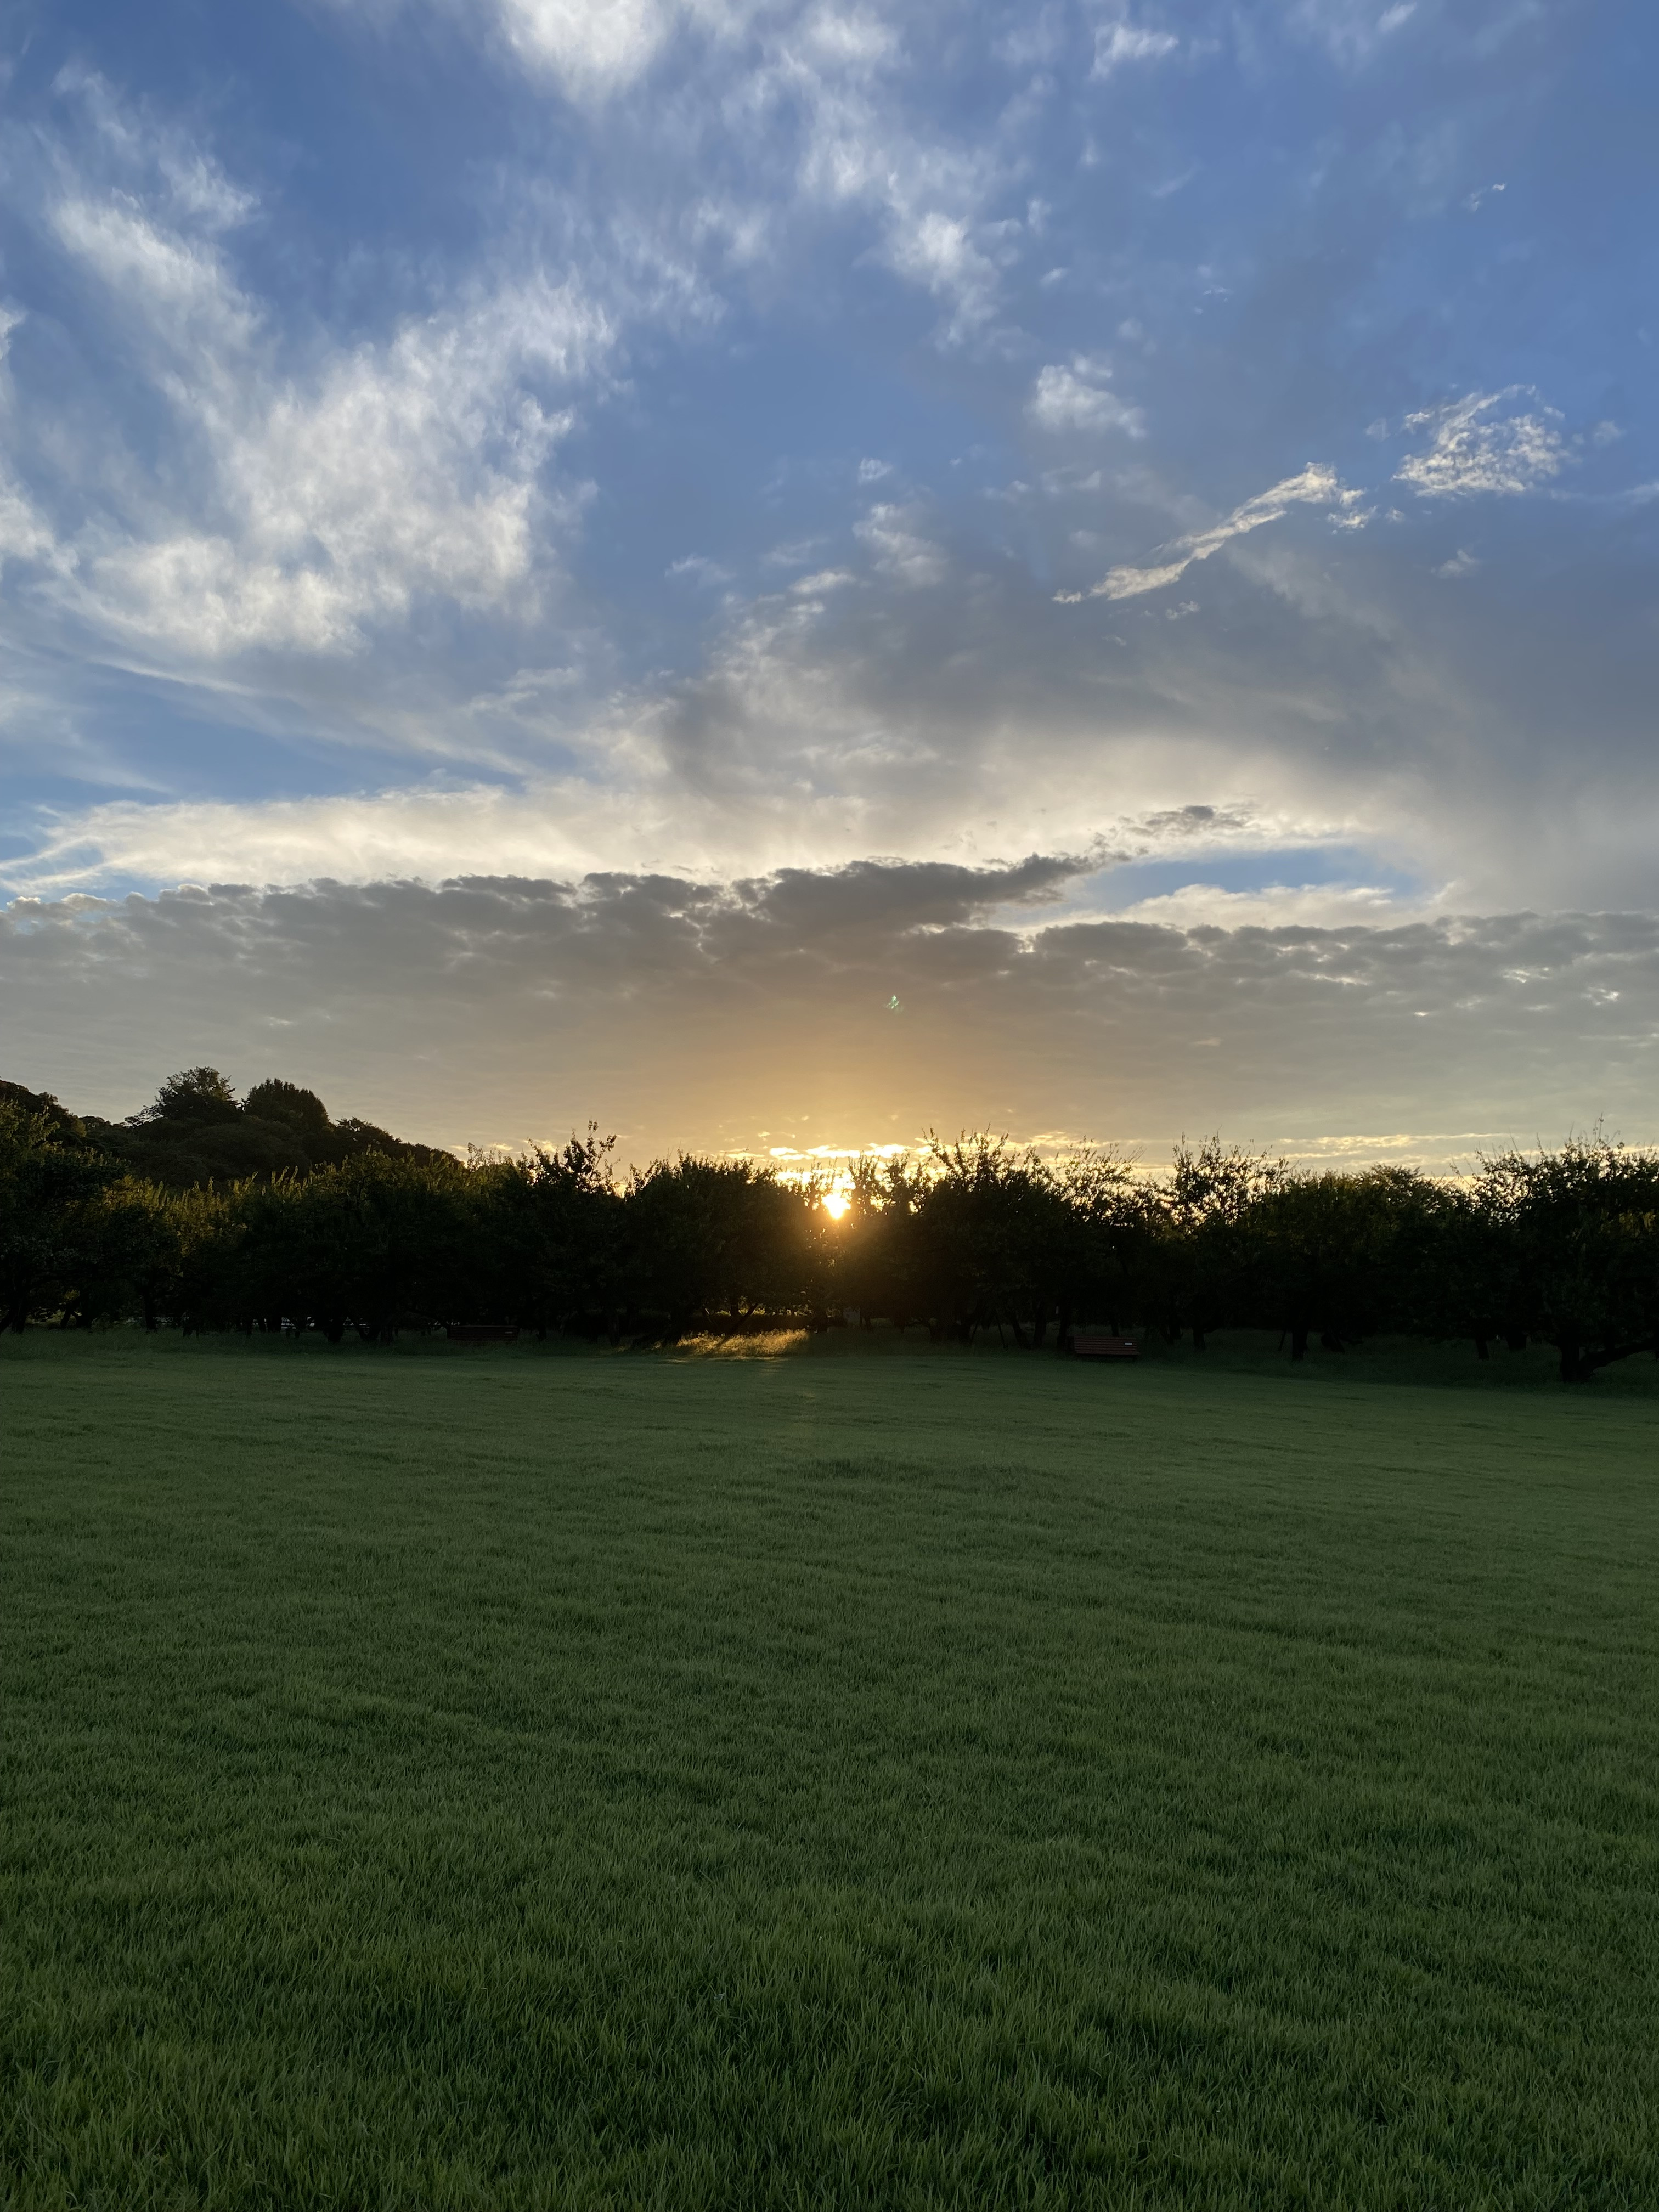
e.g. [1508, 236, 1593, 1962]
[4, 1334, 1657, 2208]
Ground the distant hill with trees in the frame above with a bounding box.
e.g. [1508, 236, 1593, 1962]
[4, 1069, 1658, 1384]
[0, 1068, 445, 1192]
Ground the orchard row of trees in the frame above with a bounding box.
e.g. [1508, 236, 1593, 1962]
[5, 1069, 1659, 1383]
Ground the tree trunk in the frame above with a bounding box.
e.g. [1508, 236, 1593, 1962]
[1290, 1325, 1308, 1361]
[1475, 1335, 1489, 1361]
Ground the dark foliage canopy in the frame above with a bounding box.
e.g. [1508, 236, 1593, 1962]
[4, 1073, 1657, 1381]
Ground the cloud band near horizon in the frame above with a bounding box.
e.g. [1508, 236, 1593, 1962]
[7, 866, 1656, 1174]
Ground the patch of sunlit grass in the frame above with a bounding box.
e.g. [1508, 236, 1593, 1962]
[674, 1328, 811, 1357]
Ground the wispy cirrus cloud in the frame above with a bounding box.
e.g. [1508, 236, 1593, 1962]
[1396, 389, 1570, 498]
[4, 76, 614, 668]
[335, 0, 1027, 341]
[1092, 21, 1180, 79]
[72, 274, 605, 657]
[1060, 464, 1362, 602]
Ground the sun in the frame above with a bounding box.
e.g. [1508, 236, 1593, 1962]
[821, 1189, 850, 1220]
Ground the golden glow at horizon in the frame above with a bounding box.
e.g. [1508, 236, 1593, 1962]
[821, 1188, 850, 1220]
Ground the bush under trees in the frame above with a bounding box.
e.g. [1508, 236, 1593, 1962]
[3, 1071, 1657, 1382]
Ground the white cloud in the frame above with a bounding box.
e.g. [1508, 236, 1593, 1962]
[373, 0, 771, 100]
[668, 553, 735, 585]
[336, 0, 1014, 341]
[788, 567, 857, 594]
[494, 0, 675, 92]
[1108, 881, 1422, 930]
[748, 10, 1019, 341]
[1396, 390, 1569, 498]
[0, 479, 54, 569]
[22, 128, 613, 661]
[467, 0, 1008, 330]
[1436, 548, 1481, 578]
[1028, 359, 1146, 438]
[87, 280, 602, 655]
[8, 782, 657, 896]
[50, 61, 258, 232]
[1065, 463, 1360, 601]
[853, 503, 948, 587]
[1091, 22, 1178, 78]
[878, 208, 1003, 335]
[50, 191, 259, 357]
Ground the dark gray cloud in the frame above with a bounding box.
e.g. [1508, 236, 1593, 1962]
[7, 867, 1656, 1167]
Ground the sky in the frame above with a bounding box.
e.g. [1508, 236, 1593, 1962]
[0, 0, 1655, 1168]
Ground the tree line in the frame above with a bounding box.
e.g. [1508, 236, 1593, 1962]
[3, 1067, 1658, 1383]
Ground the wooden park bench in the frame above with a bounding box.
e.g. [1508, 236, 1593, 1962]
[1070, 1334, 1140, 1361]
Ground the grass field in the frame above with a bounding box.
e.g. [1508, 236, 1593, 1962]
[4, 1334, 1658, 2209]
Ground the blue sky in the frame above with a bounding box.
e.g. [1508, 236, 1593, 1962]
[2, 0, 1656, 1155]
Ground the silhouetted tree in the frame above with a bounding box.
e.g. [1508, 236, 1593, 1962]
[1156, 1137, 1286, 1348]
[1478, 1135, 1659, 1381]
[471, 1127, 624, 1335]
[623, 1157, 819, 1336]
[0, 1098, 114, 1329]
[1053, 1147, 1161, 1345]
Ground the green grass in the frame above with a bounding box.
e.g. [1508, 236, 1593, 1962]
[4, 1335, 1657, 2209]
